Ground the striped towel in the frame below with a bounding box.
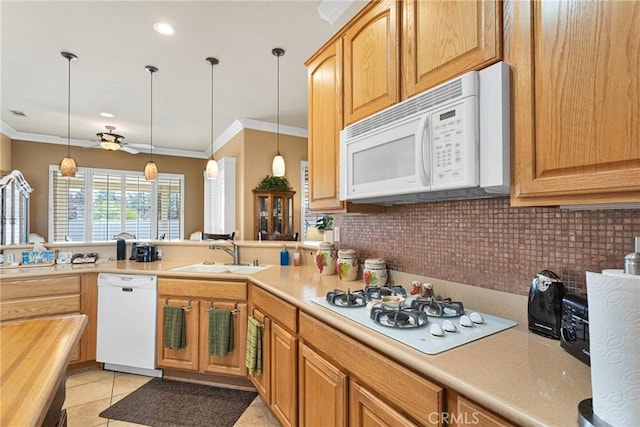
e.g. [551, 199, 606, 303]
[208, 309, 234, 356]
[163, 305, 186, 349]
[245, 316, 262, 375]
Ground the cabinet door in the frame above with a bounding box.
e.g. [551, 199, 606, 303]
[256, 194, 269, 237]
[199, 302, 247, 377]
[447, 391, 514, 427]
[271, 322, 297, 427]
[307, 39, 345, 211]
[509, 0, 640, 206]
[156, 298, 199, 371]
[298, 343, 347, 427]
[350, 381, 418, 427]
[249, 308, 272, 405]
[401, 0, 502, 99]
[344, 0, 399, 125]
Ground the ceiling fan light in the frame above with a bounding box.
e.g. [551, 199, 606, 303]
[206, 159, 219, 179]
[144, 161, 158, 182]
[100, 140, 121, 151]
[272, 154, 285, 177]
[60, 156, 77, 177]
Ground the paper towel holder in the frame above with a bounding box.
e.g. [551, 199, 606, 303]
[578, 398, 611, 427]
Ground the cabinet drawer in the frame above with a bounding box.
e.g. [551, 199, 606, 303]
[300, 312, 443, 426]
[158, 278, 247, 301]
[251, 286, 297, 333]
[1, 276, 81, 301]
[1, 295, 81, 321]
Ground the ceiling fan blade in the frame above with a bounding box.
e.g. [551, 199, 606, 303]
[121, 145, 139, 154]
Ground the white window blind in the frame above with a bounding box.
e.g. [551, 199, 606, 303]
[300, 161, 321, 241]
[204, 157, 236, 234]
[49, 166, 184, 242]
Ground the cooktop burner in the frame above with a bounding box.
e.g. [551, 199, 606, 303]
[326, 288, 367, 308]
[410, 297, 465, 317]
[364, 285, 407, 300]
[370, 305, 428, 329]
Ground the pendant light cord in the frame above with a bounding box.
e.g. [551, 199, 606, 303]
[67, 56, 71, 157]
[150, 71, 154, 161]
[210, 60, 214, 156]
[276, 52, 280, 155]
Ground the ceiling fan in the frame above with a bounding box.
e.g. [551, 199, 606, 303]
[95, 125, 139, 154]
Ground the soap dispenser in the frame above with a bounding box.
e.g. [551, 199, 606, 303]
[624, 236, 640, 275]
[280, 245, 290, 266]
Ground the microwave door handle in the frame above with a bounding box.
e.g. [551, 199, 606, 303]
[417, 115, 430, 186]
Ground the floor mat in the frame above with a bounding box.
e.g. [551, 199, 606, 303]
[99, 378, 257, 427]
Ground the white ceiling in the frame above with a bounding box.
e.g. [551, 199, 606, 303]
[1, 0, 366, 158]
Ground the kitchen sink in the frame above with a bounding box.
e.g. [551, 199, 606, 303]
[170, 263, 271, 275]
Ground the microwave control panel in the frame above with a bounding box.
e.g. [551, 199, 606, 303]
[430, 98, 478, 190]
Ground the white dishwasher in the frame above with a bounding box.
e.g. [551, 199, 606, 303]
[97, 273, 162, 377]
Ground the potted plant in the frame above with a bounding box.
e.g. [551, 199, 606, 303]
[254, 175, 291, 191]
[316, 214, 334, 242]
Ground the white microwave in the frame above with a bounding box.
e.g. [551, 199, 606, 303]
[339, 61, 510, 204]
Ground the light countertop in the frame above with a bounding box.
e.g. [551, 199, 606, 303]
[0, 260, 591, 426]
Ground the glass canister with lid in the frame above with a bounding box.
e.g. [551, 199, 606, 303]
[337, 249, 358, 281]
[363, 258, 387, 286]
[315, 242, 337, 276]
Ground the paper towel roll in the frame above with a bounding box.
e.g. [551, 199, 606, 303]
[586, 271, 640, 426]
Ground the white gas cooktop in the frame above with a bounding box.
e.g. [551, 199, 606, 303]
[310, 296, 517, 355]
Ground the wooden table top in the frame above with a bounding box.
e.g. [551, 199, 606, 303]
[1, 314, 87, 427]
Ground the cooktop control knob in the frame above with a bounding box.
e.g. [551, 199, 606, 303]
[460, 315, 473, 327]
[442, 319, 457, 332]
[470, 312, 485, 324]
[430, 323, 445, 337]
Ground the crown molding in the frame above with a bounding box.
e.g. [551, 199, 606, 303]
[3, 119, 308, 160]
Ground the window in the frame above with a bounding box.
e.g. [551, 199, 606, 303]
[300, 161, 321, 241]
[49, 166, 184, 242]
[204, 157, 236, 235]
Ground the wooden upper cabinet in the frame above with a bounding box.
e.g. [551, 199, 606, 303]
[509, 0, 640, 206]
[401, 0, 502, 99]
[307, 39, 345, 211]
[343, 0, 399, 125]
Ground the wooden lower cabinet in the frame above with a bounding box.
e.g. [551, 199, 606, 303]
[156, 278, 247, 377]
[298, 342, 347, 427]
[350, 380, 418, 427]
[0, 273, 97, 364]
[447, 391, 513, 427]
[249, 285, 299, 427]
[156, 297, 200, 371]
[271, 322, 298, 427]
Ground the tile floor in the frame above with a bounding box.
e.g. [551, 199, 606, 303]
[64, 369, 280, 427]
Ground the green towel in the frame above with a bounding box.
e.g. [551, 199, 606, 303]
[245, 316, 262, 375]
[163, 305, 186, 349]
[208, 309, 234, 356]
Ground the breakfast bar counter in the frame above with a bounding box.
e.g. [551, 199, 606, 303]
[1, 314, 87, 427]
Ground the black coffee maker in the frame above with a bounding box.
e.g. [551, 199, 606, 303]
[528, 270, 566, 339]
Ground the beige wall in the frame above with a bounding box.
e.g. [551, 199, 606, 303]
[215, 128, 307, 240]
[11, 139, 206, 239]
[0, 133, 11, 175]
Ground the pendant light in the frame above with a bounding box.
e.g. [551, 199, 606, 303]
[205, 57, 219, 179]
[60, 51, 78, 177]
[271, 47, 285, 177]
[144, 65, 159, 181]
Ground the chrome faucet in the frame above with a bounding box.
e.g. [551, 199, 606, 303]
[209, 241, 240, 265]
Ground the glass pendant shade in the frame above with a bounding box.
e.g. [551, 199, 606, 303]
[206, 159, 219, 179]
[100, 140, 120, 151]
[144, 161, 158, 181]
[60, 157, 77, 177]
[272, 154, 285, 177]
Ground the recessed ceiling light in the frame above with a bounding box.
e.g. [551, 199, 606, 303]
[153, 22, 175, 36]
[100, 112, 114, 118]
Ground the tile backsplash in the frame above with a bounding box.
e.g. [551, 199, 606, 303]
[336, 198, 640, 296]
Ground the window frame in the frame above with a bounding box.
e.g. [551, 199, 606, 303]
[48, 165, 184, 242]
